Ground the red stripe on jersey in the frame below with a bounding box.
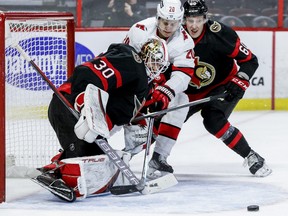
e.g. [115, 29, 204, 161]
[58, 83, 72, 94]
[158, 122, 181, 140]
[228, 37, 241, 58]
[172, 65, 194, 78]
[227, 131, 243, 149]
[237, 51, 252, 63]
[82, 62, 109, 91]
[215, 122, 231, 138]
[102, 57, 123, 88]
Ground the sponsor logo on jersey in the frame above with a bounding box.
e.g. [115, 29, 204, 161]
[189, 57, 215, 88]
[210, 21, 221, 33]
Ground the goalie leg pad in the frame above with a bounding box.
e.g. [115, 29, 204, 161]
[60, 154, 119, 199]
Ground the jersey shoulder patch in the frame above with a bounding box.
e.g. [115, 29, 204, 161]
[209, 21, 221, 33]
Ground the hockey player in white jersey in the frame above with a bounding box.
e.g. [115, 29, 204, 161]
[123, 0, 196, 178]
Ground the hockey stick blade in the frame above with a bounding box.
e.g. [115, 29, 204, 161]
[109, 185, 139, 195]
[133, 93, 227, 122]
[110, 173, 178, 195]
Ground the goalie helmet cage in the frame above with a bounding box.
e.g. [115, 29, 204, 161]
[0, 11, 75, 203]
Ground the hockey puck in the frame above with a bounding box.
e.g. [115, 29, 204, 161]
[247, 205, 259, 211]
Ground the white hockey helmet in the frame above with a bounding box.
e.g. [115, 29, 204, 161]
[140, 37, 169, 81]
[157, 0, 184, 21]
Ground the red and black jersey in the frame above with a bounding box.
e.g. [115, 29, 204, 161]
[58, 43, 150, 126]
[184, 20, 259, 101]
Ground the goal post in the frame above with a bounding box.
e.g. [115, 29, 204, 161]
[0, 11, 75, 203]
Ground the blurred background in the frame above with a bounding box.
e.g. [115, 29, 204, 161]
[0, 0, 287, 28]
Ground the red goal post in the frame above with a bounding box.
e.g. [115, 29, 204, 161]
[0, 11, 75, 203]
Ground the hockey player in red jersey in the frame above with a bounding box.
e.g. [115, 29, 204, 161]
[156, 0, 272, 177]
[33, 37, 170, 201]
[122, 0, 196, 177]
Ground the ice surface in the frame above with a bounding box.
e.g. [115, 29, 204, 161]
[1, 111, 288, 216]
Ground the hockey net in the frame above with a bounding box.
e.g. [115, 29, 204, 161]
[0, 11, 75, 202]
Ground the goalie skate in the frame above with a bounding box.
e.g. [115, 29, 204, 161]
[31, 173, 76, 202]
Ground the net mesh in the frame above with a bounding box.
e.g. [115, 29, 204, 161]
[5, 19, 70, 170]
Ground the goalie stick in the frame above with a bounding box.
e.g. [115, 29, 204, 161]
[7, 30, 176, 197]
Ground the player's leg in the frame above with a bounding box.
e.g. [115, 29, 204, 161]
[201, 87, 272, 177]
[147, 93, 189, 178]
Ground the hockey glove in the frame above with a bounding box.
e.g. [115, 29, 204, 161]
[145, 85, 175, 111]
[225, 76, 250, 102]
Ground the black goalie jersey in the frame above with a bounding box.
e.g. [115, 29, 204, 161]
[184, 20, 259, 101]
[56, 43, 150, 127]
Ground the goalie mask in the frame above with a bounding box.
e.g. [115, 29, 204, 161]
[140, 37, 169, 81]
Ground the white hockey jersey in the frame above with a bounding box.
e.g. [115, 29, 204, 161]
[124, 17, 195, 93]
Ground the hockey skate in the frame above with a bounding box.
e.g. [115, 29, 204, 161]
[147, 152, 174, 179]
[243, 150, 272, 177]
[31, 172, 76, 202]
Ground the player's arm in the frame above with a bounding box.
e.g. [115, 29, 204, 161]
[149, 47, 195, 110]
[220, 24, 259, 80]
[219, 25, 259, 101]
[233, 39, 259, 80]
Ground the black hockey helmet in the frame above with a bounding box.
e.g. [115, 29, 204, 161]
[183, 0, 208, 18]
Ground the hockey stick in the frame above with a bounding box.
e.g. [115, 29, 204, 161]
[132, 93, 227, 122]
[109, 118, 154, 195]
[140, 117, 154, 187]
[110, 117, 177, 195]
[7, 30, 176, 195]
[109, 94, 227, 194]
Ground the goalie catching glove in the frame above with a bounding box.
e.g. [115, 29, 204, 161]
[225, 75, 250, 102]
[74, 84, 110, 143]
